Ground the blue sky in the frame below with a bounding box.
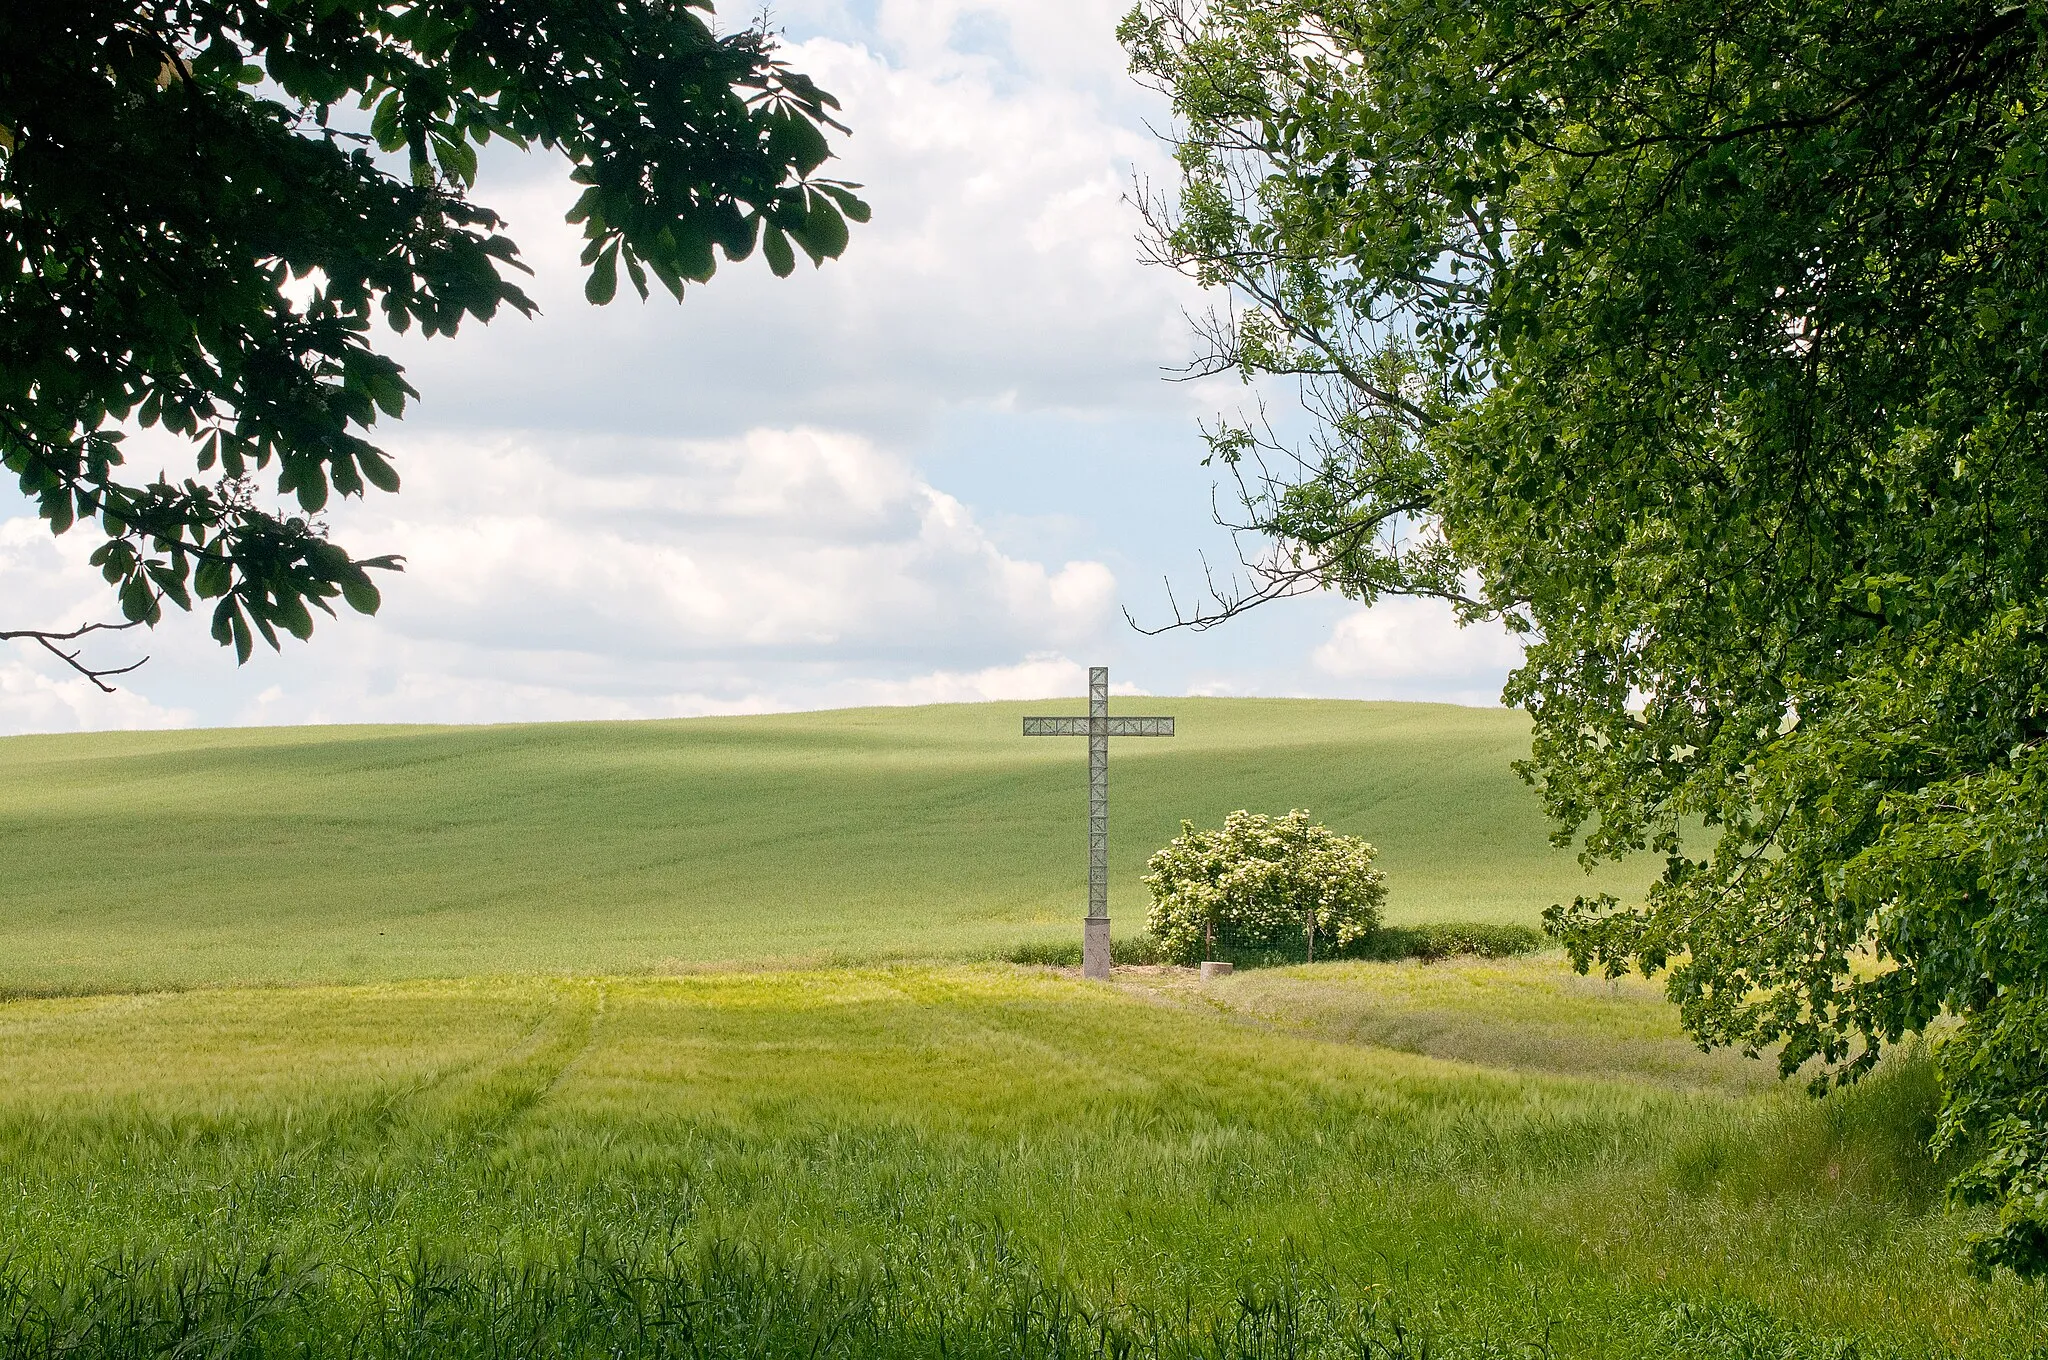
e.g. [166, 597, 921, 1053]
[0, 0, 1521, 733]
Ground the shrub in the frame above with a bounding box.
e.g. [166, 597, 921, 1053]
[1355, 921, 1545, 962]
[1143, 810, 1385, 965]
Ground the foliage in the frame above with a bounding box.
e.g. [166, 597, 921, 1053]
[1354, 921, 1543, 963]
[1122, 0, 2048, 1275]
[1144, 809, 1385, 964]
[0, 1, 865, 674]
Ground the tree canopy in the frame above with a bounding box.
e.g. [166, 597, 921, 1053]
[0, 1, 866, 685]
[1123, 0, 2048, 1274]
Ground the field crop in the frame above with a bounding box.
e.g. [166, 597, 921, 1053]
[2, 960, 2041, 1358]
[1, 702, 2035, 1356]
[0, 700, 1646, 995]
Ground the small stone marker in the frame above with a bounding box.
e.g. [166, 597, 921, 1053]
[1023, 667, 1176, 980]
[1200, 961, 1234, 981]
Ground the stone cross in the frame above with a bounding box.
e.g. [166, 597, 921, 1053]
[1023, 666, 1176, 980]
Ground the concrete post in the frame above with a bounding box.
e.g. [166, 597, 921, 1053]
[1083, 916, 1112, 981]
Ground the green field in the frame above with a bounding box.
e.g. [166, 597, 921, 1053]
[1, 701, 2039, 1357]
[0, 699, 1641, 994]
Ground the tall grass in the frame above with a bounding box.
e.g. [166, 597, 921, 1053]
[0, 1239, 1925, 1359]
[0, 964, 2037, 1356]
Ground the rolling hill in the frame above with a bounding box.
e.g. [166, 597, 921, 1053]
[0, 699, 1646, 993]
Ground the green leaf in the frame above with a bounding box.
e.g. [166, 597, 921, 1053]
[305, 541, 350, 575]
[289, 461, 330, 512]
[566, 185, 603, 226]
[712, 202, 757, 260]
[196, 558, 233, 600]
[340, 575, 382, 615]
[672, 216, 716, 283]
[147, 561, 191, 610]
[432, 130, 478, 187]
[645, 250, 687, 301]
[586, 240, 620, 304]
[370, 90, 404, 152]
[275, 593, 315, 641]
[117, 574, 156, 623]
[817, 183, 872, 224]
[367, 368, 411, 420]
[331, 452, 364, 496]
[357, 449, 401, 493]
[790, 198, 850, 262]
[761, 225, 795, 279]
[765, 107, 833, 178]
[249, 610, 280, 651]
[229, 606, 254, 664]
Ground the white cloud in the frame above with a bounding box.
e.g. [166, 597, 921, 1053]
[0, 516, 115, 630]
[0, 4, 1520, 732]
[384, 14, 1199, 439]
[0, 425, 1124, 731]
[1312, 597, 1523, 704]
[356, 427, 1115, 661]
[0, 660, 192, 734]
[835, 651, 1157, 706]
[226, 648, 786, 727]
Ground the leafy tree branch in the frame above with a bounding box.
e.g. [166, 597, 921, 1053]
[0, 1, 869, 682]
[1125, 0, 2048, 1275]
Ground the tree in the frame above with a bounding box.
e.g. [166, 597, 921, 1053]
[1123, 0, 2048, 1274]
[0, 1, 867, 688]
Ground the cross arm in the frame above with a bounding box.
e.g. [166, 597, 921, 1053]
[1022, 717, 1176, 736]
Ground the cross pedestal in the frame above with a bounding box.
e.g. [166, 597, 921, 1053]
[1023, 667, 1176, 980]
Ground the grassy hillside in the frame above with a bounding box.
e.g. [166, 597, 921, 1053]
[0, 699, 1646, 993]
[2, 702, 2036, 1355]
[2, 961, 2038, 1358]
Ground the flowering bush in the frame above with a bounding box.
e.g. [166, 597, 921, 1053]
[1143, 810, 1386, 965]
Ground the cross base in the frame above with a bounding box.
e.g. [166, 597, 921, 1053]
[1083, 916, 1112, 981]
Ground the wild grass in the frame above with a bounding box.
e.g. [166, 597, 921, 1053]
[0, 700, 1648, 993]
[1, 702, 2034, 1354]
[0, 962, 2039, 1356]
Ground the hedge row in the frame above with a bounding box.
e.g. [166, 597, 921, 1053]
[1004, 921, 1542, 969]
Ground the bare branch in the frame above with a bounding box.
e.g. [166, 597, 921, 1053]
[1124, 413, 1486, 635]
[0, 620, 150, 693]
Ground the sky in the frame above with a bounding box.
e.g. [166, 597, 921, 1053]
[0, 0, 1523, 735]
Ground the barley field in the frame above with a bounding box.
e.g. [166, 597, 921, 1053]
[0, 701, 2038, 1357]
[0, 699, 1640, 994]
